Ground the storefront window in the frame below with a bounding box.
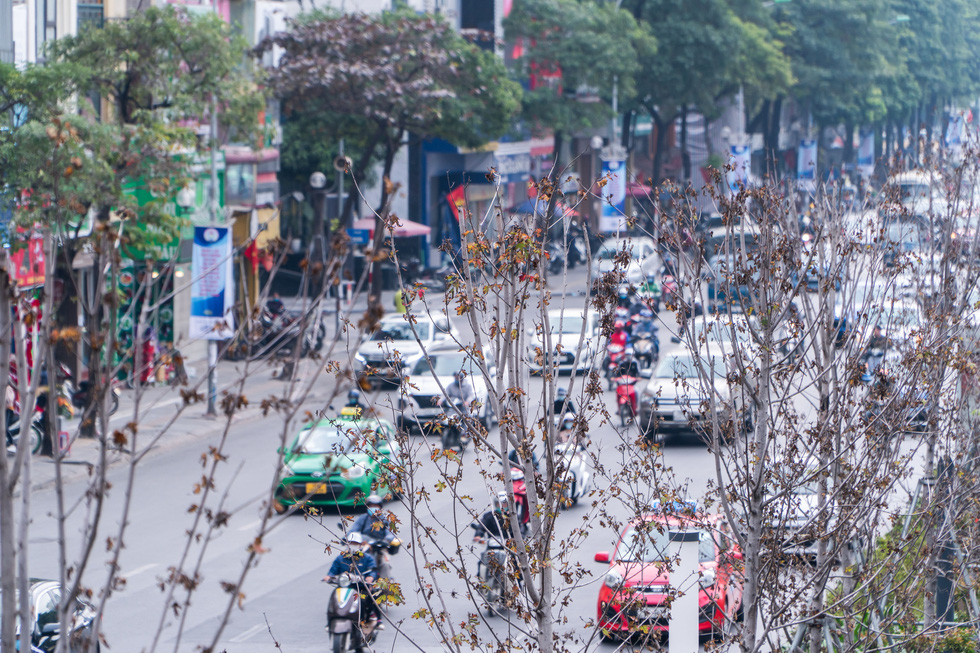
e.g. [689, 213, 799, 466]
[225, 163, 256, 205]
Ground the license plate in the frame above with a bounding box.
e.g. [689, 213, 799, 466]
[637, 606, 667, 620]
[305, 482, 328, 494]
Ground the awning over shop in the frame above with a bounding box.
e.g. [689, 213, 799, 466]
[352, 217, 432, 239]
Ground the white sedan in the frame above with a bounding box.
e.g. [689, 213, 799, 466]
[354, 314, 459, 388]
[396, 345, 497, 433]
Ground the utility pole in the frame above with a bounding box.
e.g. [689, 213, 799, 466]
[205, 97, 219, 418]
[336, 138, 344, 333]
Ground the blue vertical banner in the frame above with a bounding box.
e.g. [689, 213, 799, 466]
[857, 129, 875, 178]
[728, 144, 751, 193]
[797, 139, 817, 190]
[599, 156, 627, 233]
[190, 225, 236, 340]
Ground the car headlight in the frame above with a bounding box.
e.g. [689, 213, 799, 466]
[342, 464, 367, 480]
[604, 570, 624, 589]
[354, 352, 367, 364]
[280, 462, 295, 477]
[699, 569, 716, 589]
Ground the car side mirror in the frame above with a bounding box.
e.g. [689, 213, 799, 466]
[640, 369, 653, 379]
[42, 623, 60, 634]
[671, 336, 682, 344]
[594, 551, 611, 564]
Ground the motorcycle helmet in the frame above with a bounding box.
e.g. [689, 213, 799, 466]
[366, 494, 383, 508]
[556, 387, 568, 401]
[618, 285, 630, 300]
[614, 320, 626, 330]
[345, 531, 368, 546]
[492, 490, 510, 512]
[639, 308, 653, 319]
[348, 388, 361, 404]
[561, 414, 575, 428]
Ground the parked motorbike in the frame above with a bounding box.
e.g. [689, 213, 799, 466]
[231, 299, 326, 361]
[72, 378, 121, 417]
[546, 241, 565, 275]
[324, 573, 380, 653]
[555, 442, 592, 508]
[5, 408, 43, 455]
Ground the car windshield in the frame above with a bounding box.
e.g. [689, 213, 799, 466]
[617, 527, 714, 563]
[885, 223, 920, 244]
[655, 354, 726, 380]
[414, 354, 468, 376]
[550, 316, 584, 334]
[899, 184, 930, 201]
[293, 425, 355, 454]
[372, 322, 429, 341]
[595, 245, 624, 261]
[692, 321, 742, 346]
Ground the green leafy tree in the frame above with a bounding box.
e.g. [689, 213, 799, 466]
[259, 8, 521, 310]
[504, 0, 652, 176]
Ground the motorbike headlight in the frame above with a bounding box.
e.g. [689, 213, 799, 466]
[342, 464, 367, 480]
[604, 570, 624, 589]
[338, 572, 352, 588]
[699, 569, 716, 589]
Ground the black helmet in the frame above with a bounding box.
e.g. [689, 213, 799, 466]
[348, 388, 361, 403]
[366, 494, 383, 507]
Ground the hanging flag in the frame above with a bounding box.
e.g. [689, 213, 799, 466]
[599, 156, 627, 233]
[190, 226, 235, 340]
[728, 144, 751, 193]
[797, 139, 817, 190]
[446, 186, 466, 223]
[857, 129, 875, 178]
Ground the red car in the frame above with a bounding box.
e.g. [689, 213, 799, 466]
[594, 505, 744, 641]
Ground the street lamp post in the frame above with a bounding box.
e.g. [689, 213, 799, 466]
[309, 171, 328, 300]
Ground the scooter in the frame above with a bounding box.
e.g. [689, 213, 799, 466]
[554, 442, 592, 508]
[613, 370, 640, 427]
[325, 573, 380, 653]
[440, 399, 472, 453]
[603, 344, 631, 391]
[472, 535, 512, 615]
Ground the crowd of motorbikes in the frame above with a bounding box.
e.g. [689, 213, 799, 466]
[601, 282, 663, 427]
[226, 297, 326, 362]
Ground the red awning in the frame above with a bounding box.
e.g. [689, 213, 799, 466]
[352, 217, 432, 238]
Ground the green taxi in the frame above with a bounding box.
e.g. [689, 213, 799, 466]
[274, 407, 401, 511]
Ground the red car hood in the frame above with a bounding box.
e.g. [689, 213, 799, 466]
[610, 560, 715, 588]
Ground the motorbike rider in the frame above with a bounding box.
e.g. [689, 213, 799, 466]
[350, 494, 395, 546]
[346, 388, 368, 412]
[473, 491, 517, 543]
[610, 320, 630, 349]
[616, 285, 631, 309]
[323, 532, 384, 628]
[640, 274, 661, 313]
[553, 387, 577, 418]
[442, 370, 475, 411]
[631, 308, 660, 360]
[557, 413, 588, 448]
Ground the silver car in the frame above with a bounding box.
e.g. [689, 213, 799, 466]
[397, 346, 497, 433]
[354, 314, 459, 388]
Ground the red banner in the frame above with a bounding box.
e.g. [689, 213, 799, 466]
[11, 237, 45, 287]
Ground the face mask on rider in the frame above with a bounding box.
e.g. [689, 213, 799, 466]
[367, 507, 378, 516]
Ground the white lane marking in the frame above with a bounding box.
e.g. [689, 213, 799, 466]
[237, 518, 262, 532]
[229, 624, 265, 643]
[126, 563, 158, 578]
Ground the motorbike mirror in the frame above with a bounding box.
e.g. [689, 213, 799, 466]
[670, 336, 682, 344]
[640, 369, 653, 379]
[594, 551, 611, 564]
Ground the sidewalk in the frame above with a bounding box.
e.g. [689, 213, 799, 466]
[23, 357, 337, 493]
